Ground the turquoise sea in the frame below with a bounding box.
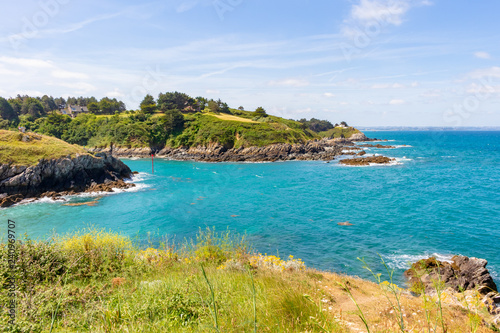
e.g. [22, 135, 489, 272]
[2, 131, 499, 285]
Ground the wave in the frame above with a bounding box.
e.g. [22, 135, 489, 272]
[383, 253, 455, 270]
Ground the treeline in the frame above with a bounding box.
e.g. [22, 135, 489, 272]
[139, 91, 231, 114]
[0, 90, 346, 148]
[298, 118, 348, 132]
[0, 95, 126, 124]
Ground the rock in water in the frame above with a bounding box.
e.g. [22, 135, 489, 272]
[0, 153, 132, 206]
[405, 256, 498, 295]
[339, 156, 394, 166]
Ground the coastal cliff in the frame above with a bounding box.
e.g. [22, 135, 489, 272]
[90, 135, 370, 162]
[0, 130, 133, 207]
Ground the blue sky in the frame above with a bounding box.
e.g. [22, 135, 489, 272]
[1, 0, 499, 126]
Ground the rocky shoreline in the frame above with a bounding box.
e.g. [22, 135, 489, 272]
[406, 256, 500, 323]
[89, 132, 380, 162]
[0, 153, 133, 208]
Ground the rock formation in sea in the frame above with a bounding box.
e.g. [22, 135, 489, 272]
[0, 153, 133, 207]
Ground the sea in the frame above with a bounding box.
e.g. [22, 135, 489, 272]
[2, 131, 499, 285]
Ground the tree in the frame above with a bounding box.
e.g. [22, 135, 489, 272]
[21, 97, 44, 119]
[87, 102, 100, 114]
[158, 91, 195, 112]
[99, 98, 113, 114]
[254, 106, 267, 117]
[207, 100, 219, 113]
[161, 109, 185, 133]
[298, 118, 333, 132]
[41, 95, 57, 113]
[0, 97, 18, 121]
[140, 94, 157, 114]
[238, 106, 244, 111]
[340, 121, 348, 127]
[8, 99, 22, 115]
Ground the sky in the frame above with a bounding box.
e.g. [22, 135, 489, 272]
[1, 0, 500, 127]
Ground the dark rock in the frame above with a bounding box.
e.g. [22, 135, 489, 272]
[0, 153, 133, 205]
[339, 156, 394, 166]
[356, 151, 366, 156]
[405, 256, 498, 296]
[358, 144, 396, 149]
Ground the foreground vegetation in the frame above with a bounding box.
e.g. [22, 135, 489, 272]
[0, 228, 497, 332]
[0, 130, 86, 166]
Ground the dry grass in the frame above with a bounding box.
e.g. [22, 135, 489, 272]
[314, 271, 497, 332]
[208, 113, 259, 123]
[0, 129, 87, 166]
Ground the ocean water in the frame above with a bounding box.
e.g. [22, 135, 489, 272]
[1, 131, 499, 285]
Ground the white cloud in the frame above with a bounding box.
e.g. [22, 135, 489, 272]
[54, 82, 97, 94]
[0, 56, 53, 68]
[106, 88, 125, 98]
[389, 99, 405, 105]
[466, 83, 500, 95]
[370, 83, 405, 89]
[323, 92, 335, 97]
[206, 89, 220, 94]
[474, 52, 491, 60]
[467, 67, 500, 79]
[343, 0, 432, 37]
[51, 69, 89, 80]
[420, 90, 441, 98]
[268, 78, 309, 87]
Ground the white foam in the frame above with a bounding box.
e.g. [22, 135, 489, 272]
[383, 253, 455, 270]
[394, 145, 412, 148]
[131, 172, 152, 182]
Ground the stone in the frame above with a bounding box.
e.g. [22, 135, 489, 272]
[0, 153, 133, 205]
[405, 256, 498, 296]
[339, 156, 394, 166]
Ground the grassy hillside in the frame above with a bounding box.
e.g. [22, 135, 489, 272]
[170, 112, 316, 149]
[0, 130, 87, 166]
[0, 228, 496, 332]
[319, 126, 360, 139]
[6, 107, 362, 150]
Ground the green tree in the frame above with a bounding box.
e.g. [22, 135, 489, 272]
[87, 102, 100, 114]
[0, 97, 18, 121]
[254, 107, 267, 117]
[207, 100, 219, 113]
[41, 95, 57, 113]
[161, 109, 185, 133]
[99, 99, 113, 114]
[8, 99, 22, 115]
[158, 91, 195, 112]
[21, 98, 45, 119]
[140, 94, 157, 114]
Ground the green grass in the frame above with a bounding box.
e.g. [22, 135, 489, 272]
[0, 130, 87, 166]
[318, 127, 360, 139]
[0, 228, 344, 332]
[1, 227, 497, 332]
[170, 113, 315, 148]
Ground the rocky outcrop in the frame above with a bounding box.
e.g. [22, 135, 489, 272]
[339, 156, 394, 166]
[90, 139, 350, 162]
[348, 132, 370, 141]
[0, 153, 133, 207]
[358, 144, 396, 149]
[405, 256, 498, 295]
[405, 256, 500, 316]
